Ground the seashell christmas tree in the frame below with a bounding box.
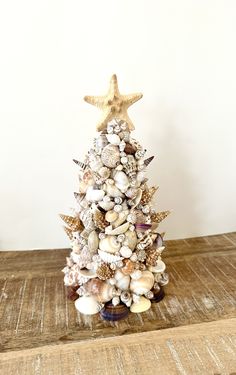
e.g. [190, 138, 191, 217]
[61, 75, 171, 321]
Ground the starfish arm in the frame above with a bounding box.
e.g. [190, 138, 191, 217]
[96, 108, 113, 131]
[122, 93, 143, 107]
[108, 74, 120, 97]
[84, 95, 105, 109]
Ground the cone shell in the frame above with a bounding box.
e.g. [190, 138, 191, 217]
[99, 235, 121, 254]
[85, 279, 115, 303]
[122, 259, 135, 275]
[130, 296, 151, 313]
[151, 210, 171, 224]
[63, 226, 74, 240]
[75, 296, 102, 315]
[130, 271, 154, 295]
[144, 156, 154, 166]
[140, 187, 158, 205]
[101, 144, 120, 168]
[60, 214, 83, 232]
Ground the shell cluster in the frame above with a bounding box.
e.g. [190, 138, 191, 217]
[61, 118, 170, 319]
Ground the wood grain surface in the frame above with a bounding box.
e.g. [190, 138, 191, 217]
[0, 232, 236, 374]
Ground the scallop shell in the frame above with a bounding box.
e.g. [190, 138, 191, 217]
[130, 271, 154, 295]
[130, 296, 151, 313]
[75, 296, 102, 315]
[100, 303, 129, 321]
[114, 171, 130, 193]
[86, 187, 105, 202]
[85, 279, 115, 303]
[106, 222, 130, 235]
[113, 210, 129, 227]
[99, 200, 115, 211]
[105, 210, 118, 223]
[98, 250, 123, 264]
[106, 134, 121, 145]
[101, 144, 120, 168]
[125, 230, 137, 250]
[115, 270, 130, 290]
[148, 260, 166, 274]
[99, 236, 121, 254]
[87, 230, 99, 253]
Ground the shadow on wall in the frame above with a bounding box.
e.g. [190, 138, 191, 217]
[146, 105, 202, 240]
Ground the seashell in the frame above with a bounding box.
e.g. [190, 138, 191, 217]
[99, 236, 121, 254]
[148, 259, 166, 274]
[141, 187, 158, 205]
[60, 214, 83, 232]
[151, 210, 171, 224]
[63, 226, 74, 241]
[158, 272, 169, 286]
[106, 222, 130, 235]
[130, 296, 151, 313]
[124, 143, 137, 155]
[85, 279, 115, 303]
[130, 270, 142, 280]
[98, 250, 123, 264]
[113, 210, 129, 228]
[101, 144, 120, 168]
[87, 230, 99, 253]
[106, 133, 121, 145]
[80, 208, 95, 232]
[106, 182, 124, 198]
[125, 187, 138, 199]
[137, 234, 153, 250]
[120, 291, 132, 307]
[112, 296, 120, 306]
[86, 187, 105, 203]
[98, 166, 110, 179]
[150, 286, 165, 303]
[99, 200, 115, 211]
[97, 263, 115, 280]
[78, 269, 97, 279]
[115, 270, 130, 290]
[120, 246, 132, 258]
[144, 156, 154, 166]
[114, 171, 130, 193]
[95, 134, 108, 149]
[129, 188, 142, 209]
[136, 171, 146, 183]
[73, 159, 87, 170]
[130, 271, 154, 295]
[125, 230, 137, 250]
[90, 158, 103, 172]
[75, 296, 103, 315]
[123, 155, 137, 179]
[135, 149, 147, 159]
[82, 169, 95, 186]
[135, 223, 152, 232]
[100, 302, 129, 321]
[93, 208, 109, 230]
[122, 259, 135, 275]
[105, 210, 118, 223]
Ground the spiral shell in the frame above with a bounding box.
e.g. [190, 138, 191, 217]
[123, 155, 137, 179]
[99, 236, 121, 254]
[105, 210, 118, 223]
[101, 144, 120, 168]
[130, 271, 154, 295]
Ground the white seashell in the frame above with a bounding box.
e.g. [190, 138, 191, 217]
[90, 159, 103, 172]
[75, 296, 102, 315]
[113, 210, 129, 228]
[105, 210, 118, 223]
[98, 200, 115, 211]
[106, 183, 124, 198]
[115, 270, 130, 290]
[120, 246, 132, 258]
[99, 236, 121, 254]
[130, 296, 151, 313]
[78, 269, 97, 279]
[98, 166, 111, 179]
[98, 250, 123, 264]
[112, 296, 120, 306]
[101, 144, 120, 168]
[120, 291, 132, 307]
[148, 260, 166, 274]
[114, 204, 123, 213]
[125, 187, 138, 199]
[114, 171, 130, 193]
[130, 188, 142, 209]
[130, 270, 142, 280]
[136, 171, 146, 183]
[130, 271, 154, 295]
[86, 186, 105, 202]
[106, 222, 130, 235]
[88, 231, 99, 253]
[106, 134, 121, 145]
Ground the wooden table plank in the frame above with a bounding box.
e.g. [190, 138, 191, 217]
[0, 232, 236, 354]
[1, 319, 236, 375]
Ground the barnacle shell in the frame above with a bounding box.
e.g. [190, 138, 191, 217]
[130, 296, 151, 313]
[106, 222, 130, 235]
[85, 279, 115, 302]
[99, 236, 121, 254]
[105, 210, 118, 223]
[114, 171, 130, 193]
[98, 250, 123, 264]
[130, 271, 154, 295]
[75, 296, 102, 315]
[100, 302, 129, 321]
[87, 230, 99, 253]
[101, 144, 120, 168]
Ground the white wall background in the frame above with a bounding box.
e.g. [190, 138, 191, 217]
[0, 0, 235, 250]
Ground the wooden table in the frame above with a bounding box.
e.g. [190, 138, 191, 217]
[0, 232, 236, 374]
